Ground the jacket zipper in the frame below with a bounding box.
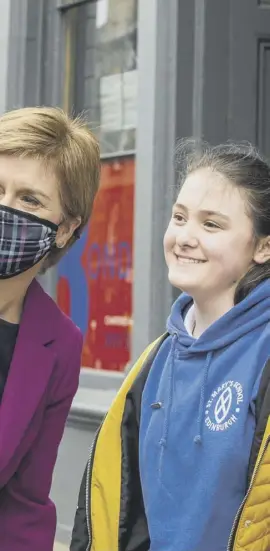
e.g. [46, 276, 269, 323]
[226, 435, 270, 551]
[85, 425, 103, 551]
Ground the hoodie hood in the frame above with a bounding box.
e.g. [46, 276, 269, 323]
[166, 280, 270, 353]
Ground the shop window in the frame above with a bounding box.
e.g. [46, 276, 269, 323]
[58, 0, 137, 372]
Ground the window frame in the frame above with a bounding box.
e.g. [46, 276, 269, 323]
[57, 0, 95, 11]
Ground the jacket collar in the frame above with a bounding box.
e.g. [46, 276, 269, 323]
[0, 278, 59, 474]
[20, 277, 61, 345]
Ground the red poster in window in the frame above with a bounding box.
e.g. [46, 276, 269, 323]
[57, 157, 134, 371]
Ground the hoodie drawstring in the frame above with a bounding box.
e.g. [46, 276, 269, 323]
[194, 351, 213, 445]
[160, 333, 178, 448]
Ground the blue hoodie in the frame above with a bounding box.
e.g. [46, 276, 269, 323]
[139, 280, 270, 551]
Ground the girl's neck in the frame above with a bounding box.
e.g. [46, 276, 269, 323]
[192, 290, 235, 338]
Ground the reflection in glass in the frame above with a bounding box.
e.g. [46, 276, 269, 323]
[63, 0, 138, 155]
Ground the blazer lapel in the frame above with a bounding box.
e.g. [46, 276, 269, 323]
[0, 279, 58, 473]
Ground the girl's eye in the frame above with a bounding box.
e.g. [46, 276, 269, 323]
[173, 213, 186, 223]
[204, 220, 220, 229]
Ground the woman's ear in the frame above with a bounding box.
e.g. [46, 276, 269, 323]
[253, 236, 270, 264]
[55, 216, 81, 249]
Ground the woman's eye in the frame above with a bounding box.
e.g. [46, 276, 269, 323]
[21, 195, 41, 206]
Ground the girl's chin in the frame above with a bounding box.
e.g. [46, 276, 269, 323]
[168, 271, 199, 293]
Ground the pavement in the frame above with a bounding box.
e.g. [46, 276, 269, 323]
[54, 543, 68, 551]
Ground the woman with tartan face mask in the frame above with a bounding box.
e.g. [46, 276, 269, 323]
[0, 107, 100, 551]
[0, 158, 77, 284]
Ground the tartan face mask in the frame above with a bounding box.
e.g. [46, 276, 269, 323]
[0, 205, 58, 279]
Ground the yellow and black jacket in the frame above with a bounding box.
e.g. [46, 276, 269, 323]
[71, 335, 270, 551]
